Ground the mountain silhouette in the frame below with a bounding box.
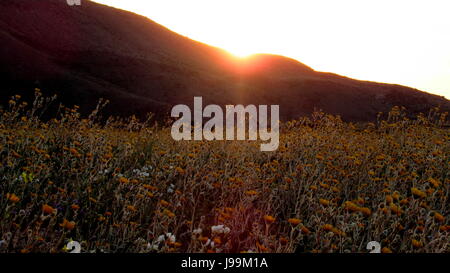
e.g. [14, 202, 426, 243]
[1, 0, 449, 121]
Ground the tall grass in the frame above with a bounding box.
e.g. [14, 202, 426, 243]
[0, 90, 448, 253]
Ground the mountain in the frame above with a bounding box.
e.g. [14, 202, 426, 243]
[1, 0, 449, 121]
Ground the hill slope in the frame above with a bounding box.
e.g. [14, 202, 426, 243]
[1, 0, 449, 121]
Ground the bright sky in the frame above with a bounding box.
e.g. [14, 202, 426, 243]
[92, 0, 450, 98]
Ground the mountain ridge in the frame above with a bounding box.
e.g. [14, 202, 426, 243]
[1, 0, 449, 121]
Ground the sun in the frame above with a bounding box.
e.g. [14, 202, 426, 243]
[226, 47, 256, 59]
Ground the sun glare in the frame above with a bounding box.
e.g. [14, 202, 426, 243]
[93, 0, 450, 99]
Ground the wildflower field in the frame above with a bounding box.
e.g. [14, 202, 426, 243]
[0, 92, 449, 253]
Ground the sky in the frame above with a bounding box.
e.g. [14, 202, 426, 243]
[92, 0, 450, 99]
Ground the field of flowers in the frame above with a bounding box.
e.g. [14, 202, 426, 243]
[1, 91, 449, 253]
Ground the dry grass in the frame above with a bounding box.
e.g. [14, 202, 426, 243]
[0, 90, 448, 253]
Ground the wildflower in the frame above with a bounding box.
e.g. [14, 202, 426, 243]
[143, 184, 158, 191]
[322, 224, 334, 232]
[60, 219, 76, 230]
[159, 200, 169, 207]
[434, 212, 445, 222]
[118, 177, 129, 184]
[412, 239, 423, 248]
[245, 190, 258, 196]
[385, 195, 393, 204]
[211, 225, 229, 234]
[280, 237, 289, 245]
[256, 241, 268, 252]
[163, 209, 176, 218]
[174, 242, 182, 248]
[193, 228, 202, 235]
[288, 218, 302, 226]
[7, 193, 20, 203]
[359, 207, 372, 216]
[319, 199, 330, 206]
[381, 247, 393, 253]
[263, 215, 276, 224]
[166, 233, 176, 243]
[428, 177, 441, 188]
[42, 204, 55, 214]
[175, 167, 185, 175]
[389, 203, 402, 215]
[126, 205, 137, 212]
[301, 226, 311, 235]
[213, 237, 222, 245]
[344, 201, 360, 212]
[411, 187, 426, 198]
[71, 204, 80, 211]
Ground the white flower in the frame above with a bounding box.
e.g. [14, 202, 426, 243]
[166, 233, 176, 243]
[147, 242, 159, 251]
[211, 225, 231, 235]
[193, 228, 202, 235]
[157, 235, 165, 243]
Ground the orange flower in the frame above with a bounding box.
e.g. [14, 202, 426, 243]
[213, 237, 222, 245]
[163, 209, 176, 218]
[256, 241, 268, 252]
[412, 239, 423, 248]
[71, 204, 80, 211]
[389, 203, 403, 215]
[7, 193, 20, 203]
[319, 199, 330, 206]
[343, 201, 359, 212]
[301, 226, 311, 235]
[322, 224, 334, 232]
[60, 219, 76, 230]
[385, 195, 393, 204]
[174, 242, 182, 248]
[263, 215, 276, 224]
[141, 182, 154, 190]
[245, 190, 258, 196]
[42, 204, 55, 214]
[411, 187, 426, 198]
[126, 205, 137, 212]
[288, 218, 302, 226]
[159, 200, 169, 207]
[359, 207, 372, 216]
[175, 167, 185, 175]
[434, 212, 445, 222]
[118, 177, 129, 184]
[381, 247, 393, 253]
[199, 236, 209, 243]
